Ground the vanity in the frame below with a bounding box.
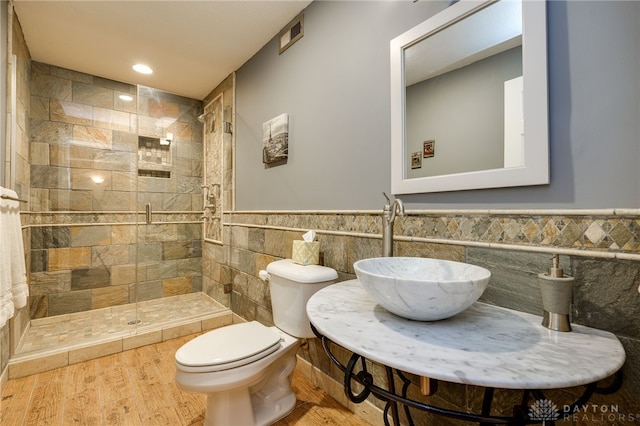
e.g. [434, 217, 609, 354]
[307, 280, 625, 425]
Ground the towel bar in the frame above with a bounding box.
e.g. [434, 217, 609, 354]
[0, 194, 28, 203]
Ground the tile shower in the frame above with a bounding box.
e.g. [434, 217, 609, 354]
[5, 62, 231, 378]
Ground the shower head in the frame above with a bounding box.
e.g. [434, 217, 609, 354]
[198, 111, 216, 133]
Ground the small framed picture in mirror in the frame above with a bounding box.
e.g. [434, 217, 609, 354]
[423, 140, 435, 158]
[411, 152, 422, 169]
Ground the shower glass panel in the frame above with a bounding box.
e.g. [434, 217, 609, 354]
[133, 86, 204, 325]
[28, 65, 140, 331]
[27, 66, 203, 337]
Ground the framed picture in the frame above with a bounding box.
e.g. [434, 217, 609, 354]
[411, 151, 422, 169]
[423, 140, 435, 158]
[262, 113, 289, 164]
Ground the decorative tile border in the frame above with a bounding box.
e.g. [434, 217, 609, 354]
[24, 211, 203, 226]
[24, 209, 640, 256]
[225, 209, 640, 256]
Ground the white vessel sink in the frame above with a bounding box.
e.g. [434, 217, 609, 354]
[353, 257, 491, 321]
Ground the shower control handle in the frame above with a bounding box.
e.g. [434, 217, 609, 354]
[145, 203, 152, 224]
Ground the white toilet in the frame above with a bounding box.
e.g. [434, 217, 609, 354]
[175, 259, 338, 426]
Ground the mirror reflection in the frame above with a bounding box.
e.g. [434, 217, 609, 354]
[390, 0, 549, 194]
[406, 0, 522, 178]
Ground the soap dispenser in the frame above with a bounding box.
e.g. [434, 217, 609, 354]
[538, 254, 574, 332]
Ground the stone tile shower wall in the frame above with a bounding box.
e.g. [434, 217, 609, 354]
[26, 62, 204, 319]
[1, 11, 32, 377]
[210, 210, 640, 426]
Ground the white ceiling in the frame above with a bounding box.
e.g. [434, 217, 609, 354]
[13, 0, 313, 100]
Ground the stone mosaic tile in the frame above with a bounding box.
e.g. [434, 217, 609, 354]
[226, 211, 640, 256]
[13, 293, 226, 357]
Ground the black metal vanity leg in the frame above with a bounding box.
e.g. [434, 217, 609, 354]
[396, 370, 415, 425]
[385, 366, 401, 426]
[594, 369, 623, 395]
[511, 390, 531, 424]
[344, 353, 372, 403]
[479, 387, 495, 426]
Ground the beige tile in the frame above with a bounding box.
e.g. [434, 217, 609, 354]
[31, 73, 72, 100]
[92, 285, 129, 309]
[48, 247, 92, 271]
[162, 276, 192, 296]
[70, 225, 111, 247]
[30, 95, 50, 120]
[111, 171, 137, 192]
[30, 142, 50, 165]
[72, 125, 113, 149]
[50, 99, 92, 125]
[93, 107, 131, 132]
[48, 189, 93, 211]
[123, 331, 162, 351]
[231, 226, 249, 249]
[114, 91, 137, 113]
[29, 271, 72, 295]
[48, 144, 71, 167]
[93, 190, 136, 211]
[70, 168, 112, 190]
[50, 66, 93, 84]
[142, 224, 178, 242]
[72, 82, 113, 109]
[69, 340, 123, 364]
[162, 322, 201, 341]
[91, 245, 130, 268]
[110, 264, 138, 286]
[9, 352, 69, 379]
[148, 99, 180, 119]
[201, 313, 233, 331]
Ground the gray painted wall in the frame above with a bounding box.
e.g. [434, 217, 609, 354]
[406, 47, 522, 179]
[235, 1, 640, 210]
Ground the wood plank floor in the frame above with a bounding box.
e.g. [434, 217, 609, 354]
[1, 333, 373, 426]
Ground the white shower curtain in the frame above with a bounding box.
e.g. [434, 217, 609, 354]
[0, 186, 28, 328]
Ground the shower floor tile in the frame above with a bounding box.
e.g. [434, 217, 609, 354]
[10, 293, 231, 378]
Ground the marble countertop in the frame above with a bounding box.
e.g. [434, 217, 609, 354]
[307, 280, 626, 390]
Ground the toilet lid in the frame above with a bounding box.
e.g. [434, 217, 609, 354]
[175, 321, 282, 369]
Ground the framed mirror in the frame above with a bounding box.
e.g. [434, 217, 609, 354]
[390, 0, 548, 194]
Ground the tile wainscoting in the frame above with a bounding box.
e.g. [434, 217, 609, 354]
[25, 211, 204, 319]
[207, 209, 640, 426]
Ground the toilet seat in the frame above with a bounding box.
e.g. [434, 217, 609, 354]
[175, 321, 282, 373]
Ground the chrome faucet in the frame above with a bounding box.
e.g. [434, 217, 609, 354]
[382, 192, 405, 257]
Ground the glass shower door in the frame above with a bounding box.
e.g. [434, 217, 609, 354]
[132, 85, 204, 327]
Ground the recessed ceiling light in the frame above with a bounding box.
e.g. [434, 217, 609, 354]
[133, 64, 153, 74]
[119, 94, 134, 102]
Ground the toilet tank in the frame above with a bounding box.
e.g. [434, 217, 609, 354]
[265, 259, 337, 338]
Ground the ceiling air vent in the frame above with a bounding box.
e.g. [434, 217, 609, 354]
[279, 14, 304, 54]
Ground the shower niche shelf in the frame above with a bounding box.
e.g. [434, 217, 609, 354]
[138, 135, 172, 177]
[138, 169, 170, 178]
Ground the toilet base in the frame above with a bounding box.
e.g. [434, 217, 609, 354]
[202, 349, 297, 426]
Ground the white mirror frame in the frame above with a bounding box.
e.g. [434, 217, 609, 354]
[391, 0, 549, 194]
